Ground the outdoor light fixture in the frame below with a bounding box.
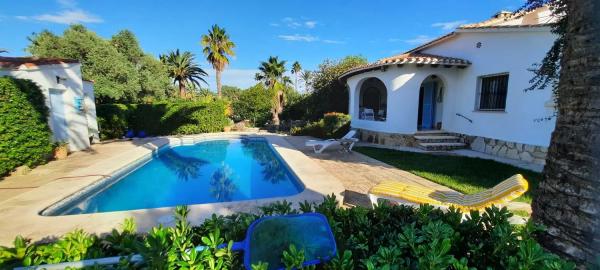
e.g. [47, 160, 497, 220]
[55, 75, 67, 84]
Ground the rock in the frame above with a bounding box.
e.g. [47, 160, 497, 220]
[507, 142, 515, 149]
[489, 139, 497, 146]
[531, 151, 547, 159]
[519, 151, 534, 162]
[498, 145, 508, 157]
[533, 158, 546, 165]
[516, 143, 523, 151]
[470, 137, 486, 152]
[506, 149, 520, 160]
[524, 144, 536, 153]
[540, 146, 548, 153]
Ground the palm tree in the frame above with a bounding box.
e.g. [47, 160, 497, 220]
[301, 70, 312, 92]
[255, 56, 291, 126]
[201, 24, 235, 98]
[530, 0, 600, 265]
[291, 61, 302, 91]
[160, 49, 207, 98]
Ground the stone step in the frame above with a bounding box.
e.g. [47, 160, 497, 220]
[417, 142, 467, 151]
[414, 135, 461, 143]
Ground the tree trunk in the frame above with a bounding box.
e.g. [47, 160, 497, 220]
[271, 90, 283, 126]
[532, 0, 600, 265]
[216, 69, 222, 98]
[179, 80, 186, 98]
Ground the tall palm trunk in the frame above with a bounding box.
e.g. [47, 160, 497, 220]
[178, 80, 186, 98]
[216, 69, 222, 98]
[532, 0, 600, 265]
[271, 90, 283, 126]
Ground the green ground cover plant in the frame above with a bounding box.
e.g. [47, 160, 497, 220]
[0, 77, 54, 177]
[354, 147, 542, 203]
[0, 195, 572, 269]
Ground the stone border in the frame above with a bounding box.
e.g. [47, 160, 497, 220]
[469, 136, 548, 165]
[0, 132, 345, 246]
[355, 128, 547, 165]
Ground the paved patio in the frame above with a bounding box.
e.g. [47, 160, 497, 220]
[284, 136, 531, 213]
[0, 138, 157, 202]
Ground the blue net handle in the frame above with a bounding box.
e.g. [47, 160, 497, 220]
[195, 241, 245, 252]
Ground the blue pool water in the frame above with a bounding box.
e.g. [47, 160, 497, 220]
[50, 138, 303, 215]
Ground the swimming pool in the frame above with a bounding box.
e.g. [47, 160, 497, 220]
[43, 138, 304, 216]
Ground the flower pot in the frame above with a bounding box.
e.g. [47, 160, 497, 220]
[54, 145, 69, 160]
[223, 126, 232, 132]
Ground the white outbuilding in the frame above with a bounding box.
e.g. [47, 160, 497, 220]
[0, 57, 99, 152]
[340, 6, 558, 165]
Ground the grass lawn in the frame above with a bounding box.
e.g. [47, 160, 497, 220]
[354, 147, 542, 203]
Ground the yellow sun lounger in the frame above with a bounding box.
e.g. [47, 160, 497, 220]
[368, 174, 529, 212]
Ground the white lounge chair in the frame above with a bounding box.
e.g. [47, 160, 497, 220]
[305, 130, 359, 154]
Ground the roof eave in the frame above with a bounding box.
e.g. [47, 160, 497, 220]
[338, 61, 470, 83]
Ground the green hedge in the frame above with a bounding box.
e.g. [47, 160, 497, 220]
[291, 112, 351, 139]
[97, 99, 231, 140]
[0, 196, 575, 269]
[0, 77, 53, 177]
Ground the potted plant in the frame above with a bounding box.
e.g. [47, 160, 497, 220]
[53, 141, 69, 160]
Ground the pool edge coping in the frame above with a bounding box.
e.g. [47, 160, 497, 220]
[0, 132, 345, 246]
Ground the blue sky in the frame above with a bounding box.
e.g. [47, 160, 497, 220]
[1, 0, 525, 89]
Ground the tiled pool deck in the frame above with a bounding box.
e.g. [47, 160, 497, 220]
[0, 133, 345, 245]
[0, 133, 530, 245]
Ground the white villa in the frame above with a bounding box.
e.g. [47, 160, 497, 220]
[340, 6, 558, 165]
[0, 57, 99, 152]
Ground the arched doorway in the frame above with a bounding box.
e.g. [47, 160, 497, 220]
[417, 75, 444, 130]
[358, 78, 387, 121]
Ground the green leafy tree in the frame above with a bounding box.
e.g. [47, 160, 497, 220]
[287, 56, 367, 120]
[201, 24, 235, 98]
[291, 61, 302, 92]
[160, 49, 208, 98]
[231, 83, 272, 126]
[301, 70, 312, 92]
[255, 56, 291, 125]
[26, 25, 169, 103]
[221, 85, 242, 102]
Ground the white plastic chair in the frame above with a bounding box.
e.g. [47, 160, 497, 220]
[305, 130, 359, 154]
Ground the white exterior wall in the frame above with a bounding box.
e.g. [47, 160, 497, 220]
[0, 63, 92, 151]
[423, 28, 556, 147]
[348, 65, 463, 134]
[83, 81, 100, 143]
[348, 28, 557, 147]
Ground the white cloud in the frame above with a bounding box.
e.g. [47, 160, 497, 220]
[323, 39, 345, 44]
[405, 35, 435, 45]
[276, 17, 318, 29]
[278, 34, 318, 42]
[16, 0, 103, 24]
[304, 21, 317, 28]
[30, 9, 103, 24]
[431, 20, 467, 30]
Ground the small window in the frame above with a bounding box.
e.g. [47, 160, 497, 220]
[477, 74, 509, 111]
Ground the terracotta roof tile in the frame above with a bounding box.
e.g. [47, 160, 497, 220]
[339, 53, 470, 81]
[0, 57, 79, 69]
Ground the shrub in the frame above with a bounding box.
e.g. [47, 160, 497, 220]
[231, 83, 272, 126]
[0, 77, 53, 177]
[0, 196, 575, 269]
[291, 112, 351, 139]
[96, 99, 230, 139]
